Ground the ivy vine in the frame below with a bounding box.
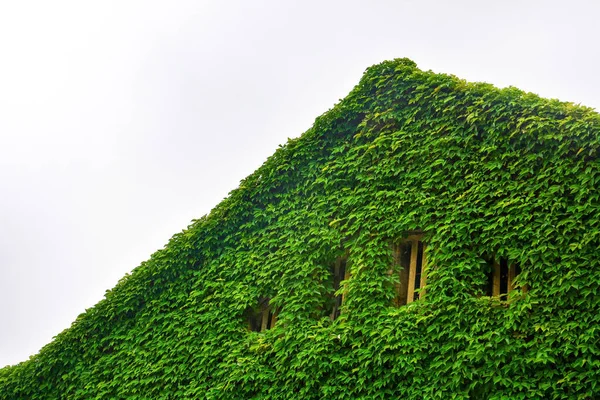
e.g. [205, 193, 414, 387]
[1, 58, 599, 399]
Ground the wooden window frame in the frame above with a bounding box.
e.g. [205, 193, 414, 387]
[393, 235, 427, 305]
[248, 298, 278, 332]
[487, 256, 523, 300]
[260, 305, 278, 331]
[330, 256, 350, 320]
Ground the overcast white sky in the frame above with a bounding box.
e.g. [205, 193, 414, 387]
[0, 0, 598, 367]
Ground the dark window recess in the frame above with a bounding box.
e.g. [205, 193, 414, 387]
[246, 298, 278, 332]
[413, 241, 424, 302]
[329, 257, 349, 320]
[485, 256, 521, 299]
[499, 258, 509, 300]
[248, 310, 262, 332]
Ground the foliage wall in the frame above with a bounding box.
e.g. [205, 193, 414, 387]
[2, 59, 600, 399]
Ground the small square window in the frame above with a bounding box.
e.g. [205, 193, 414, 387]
[485, 256, 521, 300]
[247, 298, 278, 332]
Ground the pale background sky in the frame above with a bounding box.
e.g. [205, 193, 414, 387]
[0, 0, 598, 367]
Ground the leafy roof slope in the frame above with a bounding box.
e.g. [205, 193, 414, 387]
[2, 58, 600, 399]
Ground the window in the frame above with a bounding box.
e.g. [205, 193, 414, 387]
[485, 256, 521, 300]
[247, 298, 278, 332]
[329, 256, 350, 320]
[392, 235, 427, 305]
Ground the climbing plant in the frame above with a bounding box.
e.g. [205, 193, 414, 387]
[1, 58, 599, 399]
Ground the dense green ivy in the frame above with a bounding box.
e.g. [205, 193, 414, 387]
[2, 58, 599, 399]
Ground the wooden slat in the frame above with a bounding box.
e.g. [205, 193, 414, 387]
[405, 234, 422, 241]
[261, 308, 269, 331]
[406, 239, 418, 304]
[397, 243, 409, 306]
[507, 263, 514, 293]
[492, 259, 501, 297]
[419, 243, 427, 299]
[270, 309, 278, 329]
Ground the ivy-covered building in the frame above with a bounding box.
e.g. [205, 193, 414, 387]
[1, 58, 599, 399]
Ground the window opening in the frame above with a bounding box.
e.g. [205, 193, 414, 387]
[393, 235, 427, 305]
[260, 306, 278, 331]
[247, 298, 278, 332]
[329, 257, 349, 320]
[499, 258, 509, 298]
[413, 241, 424, 300]
[486, 256, 521, 300]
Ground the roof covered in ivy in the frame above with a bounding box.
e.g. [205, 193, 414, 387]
[2, 58, 600, 399]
